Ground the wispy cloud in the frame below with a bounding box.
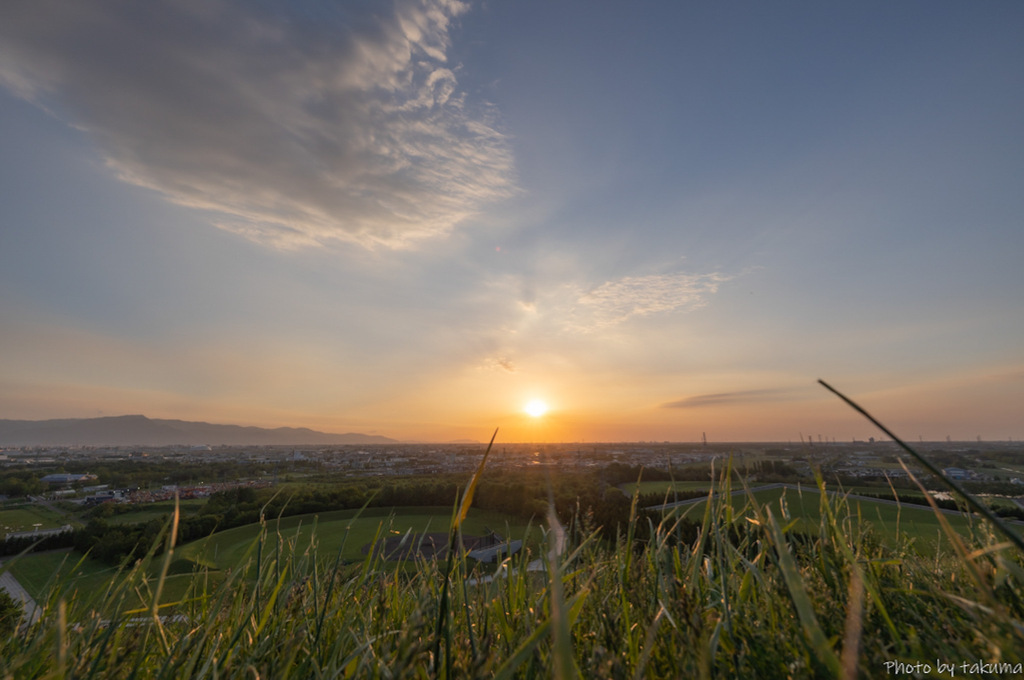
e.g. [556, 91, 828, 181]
[986, 367, 1024, 384]
[479, 356, 517, 373]
[569, 271, 731, 331]
[662, 388, 799, 409]
[0, 0, 515, 249]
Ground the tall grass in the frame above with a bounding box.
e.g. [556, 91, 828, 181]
[2, 455, 1023, 677]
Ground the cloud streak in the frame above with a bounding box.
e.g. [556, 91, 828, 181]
[570, 271, 730, 331]
[0, 0, 515, 249]
[478, 356, 516, 373]
[662, 388, 799, 409]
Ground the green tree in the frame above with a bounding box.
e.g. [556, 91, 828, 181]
[0, 589, 21, 635]
[0, 474, 43, 498]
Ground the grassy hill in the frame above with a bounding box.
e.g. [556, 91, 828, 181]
[2, 480, 1023, 678]
[6, 506, 532, 614]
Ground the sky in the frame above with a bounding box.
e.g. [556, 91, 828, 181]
[1, 0, 1022, 443]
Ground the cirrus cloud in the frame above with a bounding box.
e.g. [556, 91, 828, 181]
[569, 271, 732, 331]
[0, 0, 516, 249]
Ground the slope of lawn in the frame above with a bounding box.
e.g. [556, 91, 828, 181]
[3, 481, 1023, 679]
[5, 506, 533, 617]
[662, 485, 1016, 555]
[173, 506, 531, 572]
[0, 504, 71, 534]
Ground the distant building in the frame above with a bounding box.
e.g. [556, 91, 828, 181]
[943, 467, 972, 480]
[39, 473, 97, 487]
[83, 488, 130, 505]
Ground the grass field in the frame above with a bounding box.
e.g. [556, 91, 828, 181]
[661, 485, 1015, 555]
[101, 498, 207, 526]
[5, 550, 127, 607]
[618, 480, 712, 497]
[6, 547, 212, 618]
[174, 506, 531, 571]
[0, 504, 70, 534]
[625, 480, 952, 502]
[845, 485, 1022, 509]
[844, 485, 926, 498]
[3, 475, 1022, 679]
[5, 505, 533, 615]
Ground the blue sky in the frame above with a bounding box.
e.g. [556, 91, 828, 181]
[1, 0, 1022, 442]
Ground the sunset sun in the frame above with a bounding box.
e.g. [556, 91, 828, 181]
[523, 399, 549, 418]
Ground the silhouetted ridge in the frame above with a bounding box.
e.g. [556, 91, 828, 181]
[0, 416, 395, 446]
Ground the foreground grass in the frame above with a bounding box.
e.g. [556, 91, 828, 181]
[7, 507, 531, 616]
[6, 551, 107, 599]
[2, 478, 1023, 679]
[668, 486, 999, 556]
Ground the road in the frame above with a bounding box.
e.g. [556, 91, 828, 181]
[0, 560, 40, 625]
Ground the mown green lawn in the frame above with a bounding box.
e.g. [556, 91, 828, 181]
[175, 506, 531, 571]
[101, 498, 208, 525]
[846, 485, 928, 499]
[6, 549, 208, 617]
[4, 550, 146, 613]
[0, 504, 70, 534]
[6, 506, 533, 617]
[619, 480, 713, 497]
[979, 495, 1023, 509]
[662, 486, 1014, 555]
[622, 479, 909, 499]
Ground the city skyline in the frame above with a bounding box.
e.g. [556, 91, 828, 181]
[1, 1, 1022, 443]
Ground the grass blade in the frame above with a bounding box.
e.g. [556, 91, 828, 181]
[819, 379, 1024, 554]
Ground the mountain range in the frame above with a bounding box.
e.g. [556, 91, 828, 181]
[0, 415, 396, 447]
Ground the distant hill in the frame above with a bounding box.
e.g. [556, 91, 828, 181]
[0, 415, 396, 447]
